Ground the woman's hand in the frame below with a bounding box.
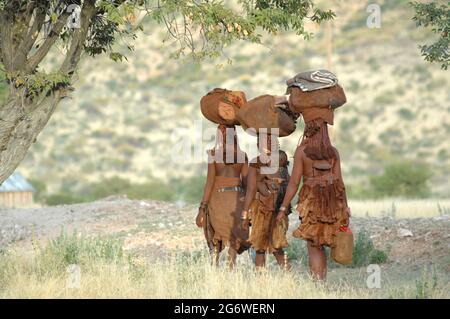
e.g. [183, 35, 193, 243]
[276, 211, 286, 224]
[196, 207, 206, 228]
[241, 210, 250, 230]
[242, 218, 250, 231]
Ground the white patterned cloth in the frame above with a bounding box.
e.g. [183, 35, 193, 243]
[286, 69, 338, 92]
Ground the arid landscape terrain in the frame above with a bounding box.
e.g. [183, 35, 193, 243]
[1, 197, 448, 298]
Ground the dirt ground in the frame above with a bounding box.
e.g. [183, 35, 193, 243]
[1, 196, 449, 275]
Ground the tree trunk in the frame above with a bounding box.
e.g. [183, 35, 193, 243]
[0, 90, 66, 184]
[0, 0, 96, 185]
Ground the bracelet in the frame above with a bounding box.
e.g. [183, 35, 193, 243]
[279, 206, 287, 212]
[199, 202, 208, 209]
[241, 210, 249, 220]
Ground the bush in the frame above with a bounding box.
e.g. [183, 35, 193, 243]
[39, 230, 124, 270]
[352, 229, 388, 267]
[45, 192, 87, 206]
[285, 238, 308, 265]
[27, 178, 47, 203]
[171, 175, 206, 204]
[415, 267, 439, 299]
[370, 161, 432, 198]
[43, 174, 208, 206]
[397, 108, 415, 121]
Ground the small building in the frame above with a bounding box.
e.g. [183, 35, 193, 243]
[0, 172, 35, 208]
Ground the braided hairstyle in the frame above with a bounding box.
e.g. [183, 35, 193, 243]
[301, 119, 336, 160]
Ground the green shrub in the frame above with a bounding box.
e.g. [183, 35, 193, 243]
[340, 117, 359, 131]
[415, 267, 439, 299]
[374, 91, 396, 106]
[44, 174, 207, 206]
[27, 178, 47, 203]
[370, 249, 388, 264]
[45, 192, 88, 206]
[397, 108, 415, 121]
[285, 238, 308, 265]
[370, 161, 432, 198]
[351, 229, 388, 267]
[40, 230, 124, 269]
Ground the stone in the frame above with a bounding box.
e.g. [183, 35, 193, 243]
[397, 228, 413, 238]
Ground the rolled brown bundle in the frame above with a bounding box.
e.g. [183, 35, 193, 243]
[200, 88, 247, 125]
[288, 84, 347, 112]
[236, 95, 297, 137]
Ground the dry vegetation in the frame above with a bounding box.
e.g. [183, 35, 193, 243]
[1, 249, 446, 299]
[0, 197, 449, 299]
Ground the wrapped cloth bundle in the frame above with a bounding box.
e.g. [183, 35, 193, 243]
[200, 88, 247, 125]
[236, 95, 298, 137]
[286, 70, 347, 125]
[286, 69, 338, 92]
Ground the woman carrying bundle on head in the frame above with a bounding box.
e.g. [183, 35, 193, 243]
[196, 89, 250, 268]
[241, 133, 292, 269]
[276, 70, 351, 280]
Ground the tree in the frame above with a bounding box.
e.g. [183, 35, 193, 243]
[369, 161, 432, 199]
[410, 1, 449, 70]
[0, 0, 334, 185]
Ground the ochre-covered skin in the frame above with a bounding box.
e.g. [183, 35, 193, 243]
[196, 126, 250, 267]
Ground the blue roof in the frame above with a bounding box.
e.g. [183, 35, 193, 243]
[0, 172, 35, 192]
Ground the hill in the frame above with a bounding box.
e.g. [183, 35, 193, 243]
[14, 0, 450, 200]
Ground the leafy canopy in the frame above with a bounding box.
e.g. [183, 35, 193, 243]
[410, 1, 450, 70]
[0, 0, 334, 98]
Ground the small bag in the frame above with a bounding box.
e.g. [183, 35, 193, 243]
[331, 226, 353, 265]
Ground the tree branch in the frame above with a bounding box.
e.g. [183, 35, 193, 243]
[25, 10, 71, 73]
[60, 0, 97, 75]
[0, 11, 16, 72]
[16, 5, 46, 69]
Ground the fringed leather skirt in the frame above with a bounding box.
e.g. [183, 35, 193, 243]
[294, 173, 350, 247]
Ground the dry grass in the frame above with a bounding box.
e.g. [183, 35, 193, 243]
[348, 199, 450, 218]
[0, 246, 448, 299]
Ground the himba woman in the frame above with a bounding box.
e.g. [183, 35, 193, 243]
[196, 124, 250, 267]
[241, 132, 291, 269]
[276, 108, 350, 280]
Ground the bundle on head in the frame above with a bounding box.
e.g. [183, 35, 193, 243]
[286, 70, 347, 125]
[200, 88, 247, 125]
[236, 95, 298, 137]
[288, 85, 347, 111]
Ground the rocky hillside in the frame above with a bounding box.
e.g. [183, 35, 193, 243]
[16, 0, 450, 197]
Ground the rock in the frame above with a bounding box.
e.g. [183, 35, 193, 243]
[139, 201, 151, 207]
[103, 194, 129, 201]
[432, 215, 449, 222]
[397, 228, 413, 238]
